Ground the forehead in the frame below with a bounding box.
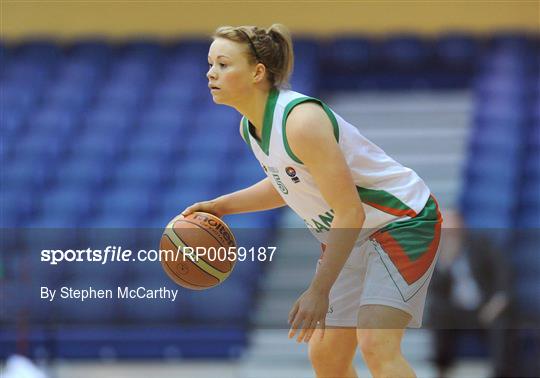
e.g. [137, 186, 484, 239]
[208, 37, 248, 59]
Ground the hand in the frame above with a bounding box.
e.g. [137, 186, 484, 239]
[288, 287, 329, 343]
[181, 200, 223, 218]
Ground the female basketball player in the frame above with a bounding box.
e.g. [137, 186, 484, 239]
[182, 24, 442, 378]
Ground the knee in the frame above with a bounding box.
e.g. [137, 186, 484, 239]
[309, 342, 349, 367]
[357, 330, 400, 364]
[308, 339, 354, 374]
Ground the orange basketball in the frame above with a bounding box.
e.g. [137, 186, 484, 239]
[160, 212, 237, 290]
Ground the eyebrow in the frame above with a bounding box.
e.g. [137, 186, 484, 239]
[208, 55, 230, 60]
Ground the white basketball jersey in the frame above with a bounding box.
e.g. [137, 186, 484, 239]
[241, 88, 431, 245]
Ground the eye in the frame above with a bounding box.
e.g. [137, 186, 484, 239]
[219, 63, 227, 68]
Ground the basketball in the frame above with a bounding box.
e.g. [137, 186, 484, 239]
[160, 212, 237, 290]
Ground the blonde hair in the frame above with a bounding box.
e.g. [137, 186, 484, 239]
[212, 24, 294, 89]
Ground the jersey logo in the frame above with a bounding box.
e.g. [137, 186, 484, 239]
[268, 166, 288, 194]
[285, 166, 300, 183]
[305, 209, 335, 233]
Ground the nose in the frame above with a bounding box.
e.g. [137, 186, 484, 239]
[206, 65, 217, 80]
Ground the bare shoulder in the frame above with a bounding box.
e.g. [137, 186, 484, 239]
[286, 101, 334, 143]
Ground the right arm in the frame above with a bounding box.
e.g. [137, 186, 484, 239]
[182, 119, 286, 217]
[181, 177, 286, 217]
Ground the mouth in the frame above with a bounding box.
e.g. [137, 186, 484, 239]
[208, 84, 220, 90]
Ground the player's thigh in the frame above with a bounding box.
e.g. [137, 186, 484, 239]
[357, 304, 412, 329]
[308, 326, 358, 363]
[356, 305, 410, 353]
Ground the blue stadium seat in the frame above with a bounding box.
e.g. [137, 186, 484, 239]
[381, 35, 430, 70]
[0, 42, 8, 64]
[480, 50, 536, 75]
[138, 106, 189, 135]
[112, 157, 165, 187]
[125, 130, 179, 158]
[184, 133, 233, 157]
[194, 106, 239, 132]
[489, 32, 535, 53]
[13, 132, 67, 163]
[462, 206, 515, 229]
[71, 133, 124, 161]
[109, 60, 156, 85]
[56, 59, 105, 87]
[27, 210, 83, 228]
[435, 33, 478, 69]
[27, 107, 77, 135]
[0, 109, 26, 138]
[469, 126, 524, 155]
[518, 206, 540, 228]
[524, 151, 540, 179]
[85, 212, 150, 228]
[0, 83, 39, 113]
[120, 39, 163, 62]
[98, 81, 146, 108]
[325, 37, 376, 72]
[2, 61, 50, 88]
[187, 279, 252, 323]
[150, 83, 194, 108]
[227, 158, 265, 189]
[170, 39, 210, 59]
[16, 39, 61, 64]
[162, 58, 205, 83]
[83, 106, 135, 136]
[462, 179, 516, 209]
[56, 157, 110, 188]
[98, 187, 155, 218]
[475, 74, 530, 99]
[466, 152, 520, 183]
[40, 186, 95, 219]
[46, 82, 94, 110]
[294, 38, 320, 58]
[228, 260, 263, 283]
[3, 156, 52, 190]
[0, 187, 35, 227]
[171, 158, 223, 187]
[68, 39, 112, 64]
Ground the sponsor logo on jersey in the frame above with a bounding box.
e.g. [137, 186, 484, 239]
[285, 166, 296, 177]
[268, 166, 288, 194]
[272, 173, 288, 194]
[285, 166, 300, 183]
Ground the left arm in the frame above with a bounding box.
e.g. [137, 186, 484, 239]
[286, 102, 365, 343]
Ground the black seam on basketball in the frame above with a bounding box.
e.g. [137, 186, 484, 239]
[170, 227, 231, 273]
[162, 234, 222, 282]
[174, 219, 227, 248]
[197, 212, 237, 246]
[164, 259, 219, 286]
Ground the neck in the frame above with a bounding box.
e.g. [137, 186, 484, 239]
[233, 85, 274, 139]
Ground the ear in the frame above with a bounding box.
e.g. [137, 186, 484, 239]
[253, 63, 267, 84]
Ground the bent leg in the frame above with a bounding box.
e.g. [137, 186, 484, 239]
[308, 326, 358, 378]
[356, 304, 416, 378]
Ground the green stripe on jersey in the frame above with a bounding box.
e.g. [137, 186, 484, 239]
[356, 186, 417, 218]
[282, 97, 340, 164]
